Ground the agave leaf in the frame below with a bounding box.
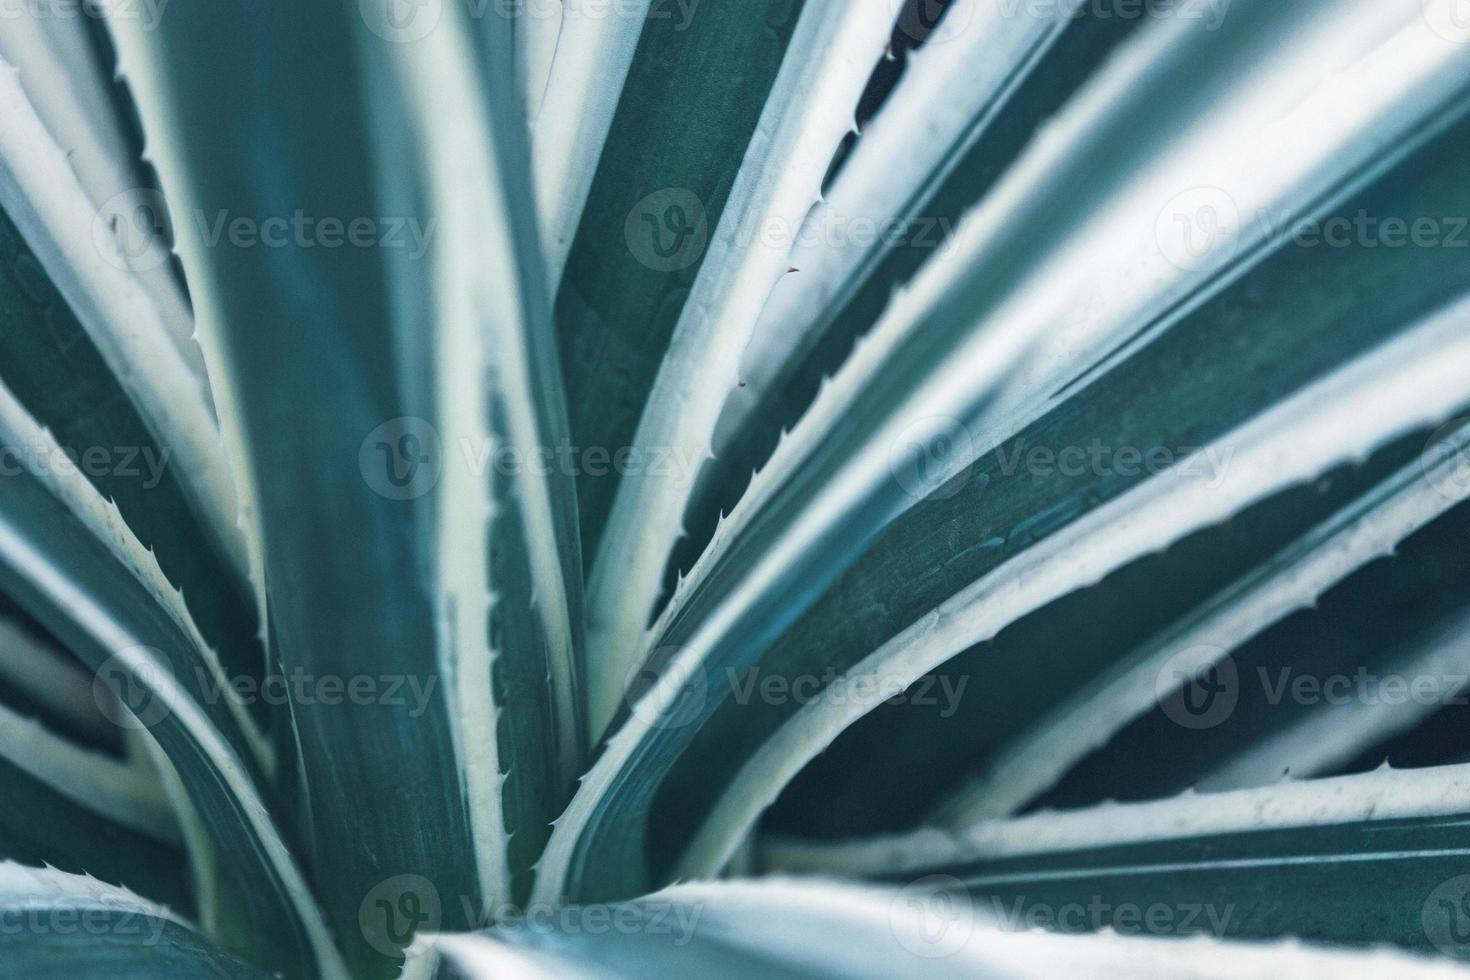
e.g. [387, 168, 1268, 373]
[514, 0, 563, 123]
[0, 695, 176, 843]
[0, 55, 252, 599]
[109, 2, 583, 970]
[556, 0, 812, 560]
[1199, 619, 1470, 792]
[537, 2, 1470, 905]
[966, 5, 1470, 456]
[766, 428, 1460, 837]
[682, 0, 1136, 587]
[1030, 494, 1470, 810]
[531, 0, 650, 281]
[404, 878, 1470, 979]
[657, 266, 1470, 890]
[0, 181, 264, 702]
[0, 758, 189, 914]
[584, 0, 897, 735]
[0, 372, 267, 766]
[661, 0, 1470, 650]
[0, 11, 202, 375]
[764, 764, 1470, 957]
[0, 642, 189, 912]
[728, 0, 1098, 414]
[0, 365, 267, 764]
[0, 430, 343, 974]
[132, 730, 224, 937]
[0, 862, 270, 979]
[0, 373, 342, 975]
[0, 607, 117, 748]
[394, 0, 588, 903]
[539, 0, 1267, 905]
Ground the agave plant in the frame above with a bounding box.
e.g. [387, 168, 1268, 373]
[3, 0, 1470, 976]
